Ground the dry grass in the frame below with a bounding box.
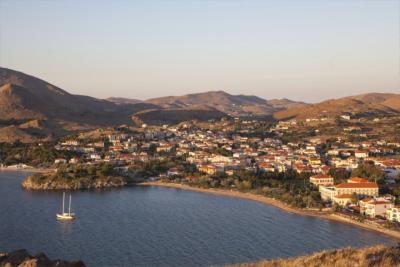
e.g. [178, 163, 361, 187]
[230, 245, 400, 267]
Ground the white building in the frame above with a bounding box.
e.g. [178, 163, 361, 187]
[360, 198, 392, 218]
[387, 206, 400, 222]
[319, 186, 337, 201]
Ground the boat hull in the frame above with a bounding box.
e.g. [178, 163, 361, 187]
[56, 213, 75, 220]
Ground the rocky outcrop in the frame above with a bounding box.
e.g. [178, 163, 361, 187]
[22, 174, 127, 190]
[0, 249, 85, 267]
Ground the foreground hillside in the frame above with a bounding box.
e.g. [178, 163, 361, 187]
[231, 245, 400, 267]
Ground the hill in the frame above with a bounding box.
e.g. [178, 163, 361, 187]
[274, 93, 400, 121]
[0, 68, 151, 126]
[131, 105, 226, 125]
[231, 245, 400, 267]
[106, 97, 142, 105]
[0, 68, 229, 142]
[145, 91, 307, 117]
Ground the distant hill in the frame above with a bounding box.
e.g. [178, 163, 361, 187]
[0, 68, 230, 142]
[274, 93, 400, 121]
[0, 68, 150, 125]
[145, 91, 307, 117]
[1, 67, 398, 142]
[131, 105, 226, 125]
[106, 97, 142, 105]
[0, 68, 156, 141]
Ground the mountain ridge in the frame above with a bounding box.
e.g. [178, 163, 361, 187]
[1, 66, 399, 142]
[109, 90, 308, 117]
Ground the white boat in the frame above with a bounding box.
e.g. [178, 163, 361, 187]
[56, 192, 75, 220]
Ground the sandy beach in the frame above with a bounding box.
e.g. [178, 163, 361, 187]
[139, 181, 400, 240]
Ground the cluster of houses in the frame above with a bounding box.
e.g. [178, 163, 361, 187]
[311, 175, 400, 222]
[52, 120, 400, 222]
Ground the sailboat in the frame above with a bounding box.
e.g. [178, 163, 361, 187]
[56, 192, 75, 220]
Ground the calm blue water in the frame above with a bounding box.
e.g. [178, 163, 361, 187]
[0, 171, 397, 267]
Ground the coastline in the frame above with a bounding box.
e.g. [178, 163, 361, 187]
[0, 167, 53, 173]
[138, 181, 400, 240]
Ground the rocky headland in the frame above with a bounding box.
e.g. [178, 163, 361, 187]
[22, 173, 127, 190]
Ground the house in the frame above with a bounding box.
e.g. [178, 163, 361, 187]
[341, 115, 351, 120]
[62, 140, 79, 146]
[333, 194, 353, 206]
[386, 206, 400, 222]
[310, 174, 334, 187]
[69, 157, 79, 164]
[355, 150, 369, 158]
[90, 154, 102, 161]
[167, 168, 180, 176]
[198, 164, 217, 175]
[360, 198, 392, 218]
[259, 162, 275, 172]
[54, 158, 67, 164]
[335, 182, 379, 197]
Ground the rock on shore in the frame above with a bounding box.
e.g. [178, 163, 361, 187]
[0, 249, 85, 267]
[22, 174, 127, 190]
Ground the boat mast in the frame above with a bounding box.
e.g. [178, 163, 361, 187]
[68, 194, 71, 215]
[62, 192, 65, 214]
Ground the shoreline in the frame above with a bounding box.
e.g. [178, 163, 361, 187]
[138, 181, 400, 240]
[0, 167, 53, 173]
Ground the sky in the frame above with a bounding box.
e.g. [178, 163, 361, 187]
[0, 0, 399, 102]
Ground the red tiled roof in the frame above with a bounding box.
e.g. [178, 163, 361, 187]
[348, 177, 369, 183]
[360, 198, 372, 202]
[371, 201, 391, 205]
[336, 182, 378, 189]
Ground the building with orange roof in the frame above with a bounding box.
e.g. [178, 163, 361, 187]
[310, 174, 334, 187]
[335, 182, 379, 197]
[359, 197, 392, 218]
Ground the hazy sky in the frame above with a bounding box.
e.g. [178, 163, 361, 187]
[0, 0, 399, 102]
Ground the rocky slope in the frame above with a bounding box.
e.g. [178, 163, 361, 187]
[0, 249, 85, 267]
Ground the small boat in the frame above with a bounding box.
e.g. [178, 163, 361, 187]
[56, 192, 75, 220]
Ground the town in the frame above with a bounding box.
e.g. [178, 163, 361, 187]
[2, 114, 400, 230]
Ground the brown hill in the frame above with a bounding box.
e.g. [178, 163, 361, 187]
[0, 68, 231, 141]
[231, 244, 400, 267]
[0, 68, 158, 141]
[106, 97, 142, 105]
[274, 93, 400, 121]
[131, 105, 226, 125]
[145, 91, 306, 117]
[0, 68, 148, 125]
